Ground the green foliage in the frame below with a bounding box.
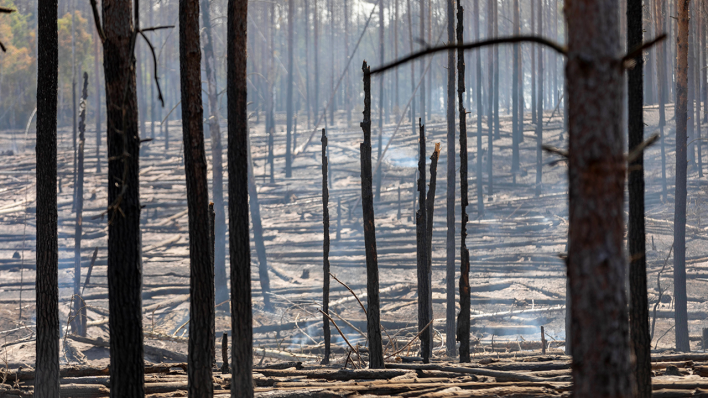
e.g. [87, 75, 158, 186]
[0, 0, 35, 130]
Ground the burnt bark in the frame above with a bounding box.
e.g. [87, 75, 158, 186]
[674, 0, 691, 353]
[35, 0, 60, 391]
[200, 0, 229, 306]
[416, 119, 431, 363]
[627, 0, 651, 392]
[228, 0, 254, 393]
[179, 0, 215, 392]
[103, 0, 144, 391]
[445, 0, 456, 360]
[360, 62, 384, 369]
[322, 128, 331, 364]
[566, 0, 633, 394]
[72, 73, 88, 337]
[456, 2, 470, 363]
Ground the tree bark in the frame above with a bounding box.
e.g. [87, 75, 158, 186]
[72, 73, 88, 337]
[627, 0, 651, 392]
[321, 128, 331, 364]
[200, 0, 229, 306]
[286, 0, 294, 178]
[444, 0, 457, 361]
[674, 0, 691, 353]
[360, 62, 384, 369]
[566, 0, 633, 394]
[228, 0, 254, 393]
[416, 119, 431, 363]
[179, 0, 215, 392]
[35, 0, 60, 391]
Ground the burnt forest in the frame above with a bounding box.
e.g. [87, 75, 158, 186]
[0, 0, 705, 395]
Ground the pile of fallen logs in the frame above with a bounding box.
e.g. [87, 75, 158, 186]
[6, 352, 708, 396]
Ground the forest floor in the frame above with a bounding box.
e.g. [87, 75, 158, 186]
[1, 103, 708, 396]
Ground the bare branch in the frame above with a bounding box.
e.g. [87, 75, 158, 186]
[622, 34, 667, 67]
[371, 35, 567, 75]
[0, 6, 15, 13]
[138, 31, 166, 107]
[140, 25, 174, 33]
[89, 0, 105, 43]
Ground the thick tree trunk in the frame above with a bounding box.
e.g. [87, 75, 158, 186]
[566, 0, 633, 394]
[627, 0, 651, 392]
[360, 62, 384, 369]
[286, 0, 294, 178]
[200, 0, 229, 306]
[445, 0, 456, 360]
[456, 2, 470, 363]
[179, 0, 215, 393]
[321, 129, 331, 364]
[228, 0, 254, 394]
[35, 0, 60, 392]
[72, 73, 88, 337]
[674, 0, 691, 353]
[103, 0, 144, 392]
[416, 119, 431, 363]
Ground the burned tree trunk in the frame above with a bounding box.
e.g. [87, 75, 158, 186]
[674, 0, 691, 353]
[179, 0, 215, 392]
[93, 27, 101, 174]
[486, 0, 494, 197]
[376, 0, 385, 200]
[416, 119, 431, 363]
[426, 142, 440, 360]
[360, 62, 384, 369]
[566, 0, 633, 393]
[475, 0, 484, 216]
[35, 0, 60, 391]
[285, 0, 294, 178]
[200, 0, 229, 306]
[535, 0, 543, 197]
[72, 73, 88, 337]
[228, 0, 254, 393]
[103, 0, 144, 391]
[456, 2, 471, 363]
[627, 0, 651, 393]
[511, 0, 520, 175]
[321, 128, 331, 364]
[654, 0, 668, 201]
[445, 0, 456, 360]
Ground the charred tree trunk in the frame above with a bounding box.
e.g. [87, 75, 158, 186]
[286, 0, 294, 178]
[475, 0, 484, 216]
[511, 0, 520, 175]
[492, 0, 499, 139]
[345, 0, 351, 126]
[35, 0, 60, 391]
[627, 0, 651, 392]
[486, 0, 493, 198]
[566, 0, 633, 393]
[420, 0, 426, 125]
[407, 0, 415, 136]
[321, 128, 331, 364]
[696, 11, 703, 177]
[103, 0, 145, 391]
[445, 0, 456, 361]
[305, 0, 311, 128]
[228, 0, 254, 393]
[314, 0, 320, 121]
[456, 2, 470, 363]
[655, 0, 668, 201]
[179, 0, 215, 392]
[200, 0, 229, 306]
[360, 62, 384, 369]
[674, 0, 691, 353]
[93, 26, 101, 174]
[376, 0, 385, 201]
[72, 73, 88, 337]
[535, 0, 543, 197]
[416, 119, 431, 363]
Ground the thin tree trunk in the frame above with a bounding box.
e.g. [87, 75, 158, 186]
[93, 25, 101, 174]
[655, 0, 668, 201]
[511, 0, 520, 175]
[149, 0, 155, 140]
[376, 0, 385, 200]
[566, 0, 633, 393]
[179, 0, 215, 392]
[456, 1, 470, 363]
[486, 0, 493, 197]
[201, 0, 229, 306]
[35, 0, 60, 390]
[407, 0, 416, 136]
[72, 73, 88, 337]
[305, 0, 311, 129]
[321, 128, 331, 364]
[674, 0, 691, 353]
[627, 0, 651, 392]
[103, 0, 144, 390]
[445, 0, 456, 360]
[697, 9, 703, 177]
[394, 0, 398, 118]
[314, 0, 319, 120]
[475, 0, 484, 216]
[228, 0, 254, 393]
[360, 62, 384, 369]
[535, 0, 543, 197]
[286, 0, 294, 178]
[531, 4, 536, 125]
[420, 0, 426, 125]
[492, 0, 499, 139]
[416, 119, 431, 363]
[345, 0, 351, 126]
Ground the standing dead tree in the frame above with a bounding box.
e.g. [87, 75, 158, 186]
[72, 72, 89, 337]
[360, 62, 384, 369]
[35, 0, 59, 392]
[416, 118, 431, 363]
[285, 0, 294, 178]
[445, 0, 456, 360]
[321, 128, 331, 364]
[179, 0, 214, 391]
[456, 2, 471, 364]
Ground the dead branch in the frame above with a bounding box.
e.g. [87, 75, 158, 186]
[330, 272, 367, 316]
[318, 309, 360, 367]
[385, 318, 434, 359]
